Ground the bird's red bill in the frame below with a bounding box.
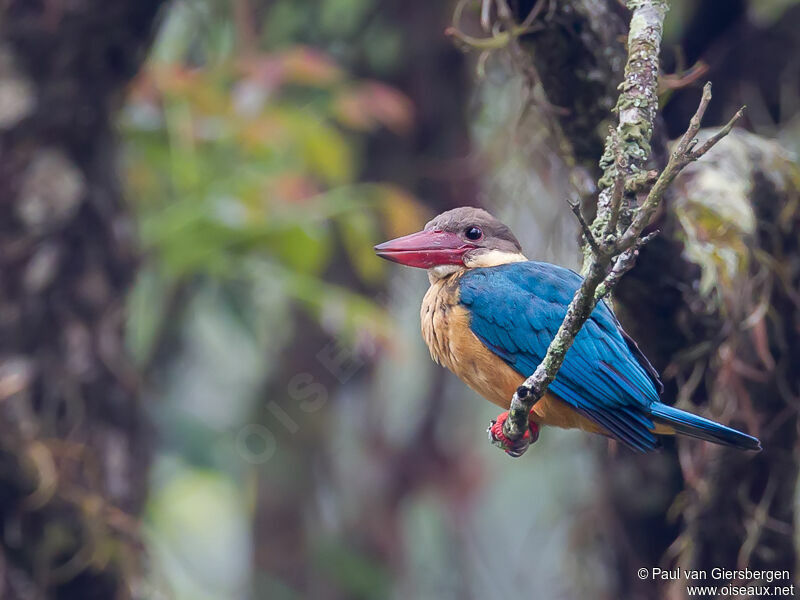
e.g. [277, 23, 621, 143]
[374, 229, 474, 268]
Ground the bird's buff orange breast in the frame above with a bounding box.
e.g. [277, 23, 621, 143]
[420, 274, 605, 433]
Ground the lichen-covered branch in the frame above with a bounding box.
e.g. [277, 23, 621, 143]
[594, 0, 667, 238]
[490, 0, 744, 454]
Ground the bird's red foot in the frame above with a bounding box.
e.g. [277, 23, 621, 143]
[487, 411, 540, 458]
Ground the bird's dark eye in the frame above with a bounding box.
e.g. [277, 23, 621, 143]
[465, 226, 483, 241]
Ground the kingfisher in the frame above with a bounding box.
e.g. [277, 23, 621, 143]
[374, 207, 761, 454]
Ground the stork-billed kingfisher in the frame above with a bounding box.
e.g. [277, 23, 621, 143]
[374, 207, 761, 453]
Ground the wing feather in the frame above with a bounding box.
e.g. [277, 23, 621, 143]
[459, 262, 661, 451]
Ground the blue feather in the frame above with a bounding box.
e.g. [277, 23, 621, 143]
[650, 404, 761, 450]
[459, 261, 660, 451]
[458, 261, 761, 452]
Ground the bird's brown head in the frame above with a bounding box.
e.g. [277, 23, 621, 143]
[374, 207, 525, 278]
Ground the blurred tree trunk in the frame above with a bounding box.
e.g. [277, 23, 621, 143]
[511, 1, 799, 598]
[0, 2, 163, 598]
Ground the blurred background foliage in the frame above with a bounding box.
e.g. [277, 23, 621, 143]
[106, 0, 800, 598]
[123, 2, 426, 355]
[119, 2, 445, 598]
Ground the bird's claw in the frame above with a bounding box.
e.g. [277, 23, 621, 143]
[487, 411, 539, 458]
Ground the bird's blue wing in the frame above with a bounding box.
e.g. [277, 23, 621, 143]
[459, 261, 662, 451]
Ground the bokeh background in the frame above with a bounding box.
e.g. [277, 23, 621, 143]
[1, 1, 799, 599]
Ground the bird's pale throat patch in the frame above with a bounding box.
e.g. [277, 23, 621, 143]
[463, 249, 528, 269]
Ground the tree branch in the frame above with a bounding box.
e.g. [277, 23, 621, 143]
[489, 0, 744, 454]
[568, 199, 603, 256]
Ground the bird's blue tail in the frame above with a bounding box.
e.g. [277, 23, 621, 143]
[650, 403, 761, 451]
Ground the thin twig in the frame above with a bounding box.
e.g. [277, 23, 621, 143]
[691, 105, 746, 158]
[518, 0, 547, 30]
[677, 81, 714, 154]
[448, 0, 545, 51]
[481, 0, 492, 31]
[569, 200, 603, 255]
